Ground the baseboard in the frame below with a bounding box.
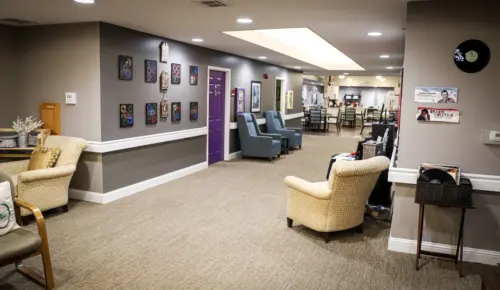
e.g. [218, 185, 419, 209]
[227, 151, 242, 160]
[69, 162, 208, 204]
[388, 236, 500, 265]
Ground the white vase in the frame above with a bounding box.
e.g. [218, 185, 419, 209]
[18, 132, 28, 148]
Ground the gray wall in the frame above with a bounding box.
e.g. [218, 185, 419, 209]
[70, 152, 103, 193]
[391, 1, 500, 252]
[99, 23, 303, 143]
[0, 25, 19, 127]
[101, 136, 206, 192]
[15, 23, 102, 141]
[398, 1, 500, 175]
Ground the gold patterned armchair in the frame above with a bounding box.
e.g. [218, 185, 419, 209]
[0, 136, 87, 219]
[284, 156, 390, 242]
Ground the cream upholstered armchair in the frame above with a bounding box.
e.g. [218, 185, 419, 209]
[0, 136, 87, 219]
[284, 156, 390, 242]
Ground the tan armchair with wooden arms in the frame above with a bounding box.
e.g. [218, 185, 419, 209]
[284, 156, 390, 242]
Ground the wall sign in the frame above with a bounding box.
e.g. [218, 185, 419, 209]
[416, 107, 459, 123]
[414, 87, 458, 104]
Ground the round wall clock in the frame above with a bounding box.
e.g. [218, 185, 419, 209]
[454, 39, 490, 73]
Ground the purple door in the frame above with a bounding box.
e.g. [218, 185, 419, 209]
[208, 70, 226, 165]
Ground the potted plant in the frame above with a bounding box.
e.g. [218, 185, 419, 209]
[12, 116, 44, 148]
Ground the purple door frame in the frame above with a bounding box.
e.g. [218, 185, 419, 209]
[208, 70, 226, 165]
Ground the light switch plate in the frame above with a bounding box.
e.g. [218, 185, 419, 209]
[489, 130, 500, 142]
[65, 92, 77, 105]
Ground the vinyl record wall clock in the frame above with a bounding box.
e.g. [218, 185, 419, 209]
[454, 39, 490, 73]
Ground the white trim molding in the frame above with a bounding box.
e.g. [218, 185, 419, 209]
[85, 127, 207, 153]
[69, 162, 208, 204]
[229, 112, 303, 130]
[389, 145, 500, 192]
[228, 151, 242, 160]
[388, 236, 500, 265]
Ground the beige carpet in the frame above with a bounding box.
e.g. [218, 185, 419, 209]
[0, 130, 491, 289]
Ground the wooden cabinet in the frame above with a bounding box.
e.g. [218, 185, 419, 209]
[39, 103, 61, 135]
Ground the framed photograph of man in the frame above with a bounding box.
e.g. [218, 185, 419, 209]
[414, 87, 458, 104]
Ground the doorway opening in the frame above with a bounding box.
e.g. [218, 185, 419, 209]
[275, 77, 286, 112]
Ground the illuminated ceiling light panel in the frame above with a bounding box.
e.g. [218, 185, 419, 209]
[223, 28, 365, 71]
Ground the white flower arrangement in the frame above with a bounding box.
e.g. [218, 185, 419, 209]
[12, 116, 44, 134]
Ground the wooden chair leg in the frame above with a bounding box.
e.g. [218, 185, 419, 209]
[41, 244, 55, 290]
[287, 218, 293, 228]
[323, 232, 330, 243]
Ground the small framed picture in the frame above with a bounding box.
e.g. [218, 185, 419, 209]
[171, 63, 181, 84]
[171, 102, 181, 122]
[189, 66, 199, 85]
[160, 96, 168, 118]
[145, 103, 158, 125]
[120, 104, 134, 127]
[160, 42, 169, 63]
[190, 102, 198, 121]
[235, 88, 245, 115]
[145, 60, 157, 83]
[118, 55, 133, 81]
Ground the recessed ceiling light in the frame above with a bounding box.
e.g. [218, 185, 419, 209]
[237, 18, 253, 24]
[343, 72, 349, 75]
[380, 55, 390, 58]
[223, 28, 365, 71]
[191, 38, 203, 42]
[338, 75, 346, 79]
[386, 66, 394, 69]
[294, 66, 301, 69]
[367, 32, 382, 37]
[258, 56, 267, 59]
[74, 0, 95, 3]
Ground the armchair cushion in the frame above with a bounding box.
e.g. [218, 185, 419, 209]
[0, 229, 41, 263]
[28, 147, 61, 171]
[0, 181, 20, 236]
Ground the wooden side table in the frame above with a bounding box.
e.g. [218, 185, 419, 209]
[415, 202, 474, 277]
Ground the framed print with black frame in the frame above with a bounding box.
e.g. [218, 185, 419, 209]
[250, 81, 261, 113]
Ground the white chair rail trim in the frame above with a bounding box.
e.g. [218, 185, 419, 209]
[85, 127, 208, 153]
[388, 145, 500, 192]
[229, 112, 304, 130]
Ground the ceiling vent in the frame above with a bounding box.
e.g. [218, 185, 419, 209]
[0, 18, 37, 26]
[192, 0, 227, 8]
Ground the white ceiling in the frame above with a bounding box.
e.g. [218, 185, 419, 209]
[0, 0, 407, 77]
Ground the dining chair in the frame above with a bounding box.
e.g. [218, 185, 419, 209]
[327, 108, 341, 132]
[343, 107, 356, 128]
[309, 109, 322, 131]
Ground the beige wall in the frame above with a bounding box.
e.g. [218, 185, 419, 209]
[17, 23, 101, 141]
[391, 184, 500, 252]
[0, 25, 19, 127]
[391, 1, 500, 253]
[398, 1, 500, 175]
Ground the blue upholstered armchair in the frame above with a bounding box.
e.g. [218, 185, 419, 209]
[264, 111, 302, 149]
[237, 113, 282, 161]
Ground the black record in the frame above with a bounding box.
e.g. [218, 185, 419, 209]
[418, 169, 456, 184]
[454, 39, 490, 73]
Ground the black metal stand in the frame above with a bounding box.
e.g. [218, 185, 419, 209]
[415, 203, 472, 277]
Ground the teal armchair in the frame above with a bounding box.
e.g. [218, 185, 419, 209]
[237, 113, 282, 161]
[265, 111, 302, 149]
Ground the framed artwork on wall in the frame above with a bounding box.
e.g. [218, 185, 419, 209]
[171, 63, 181, 84]
[160, 42, 169, 63]
[190, 102, 198, 121]
[251, 81, 262, 113]
[171, 102, 181, 122]
[145, 103, 158, 125]
[286, 90, 294, 109]
[160, 71, 169, 92]
[145, 60, 157, 83]
[189, 66, 199, 85]
[118, 55, 133, 81]
[120, 104, 134, 127]
[235, 88, 245, 115]
[160, 95, 169, 118]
